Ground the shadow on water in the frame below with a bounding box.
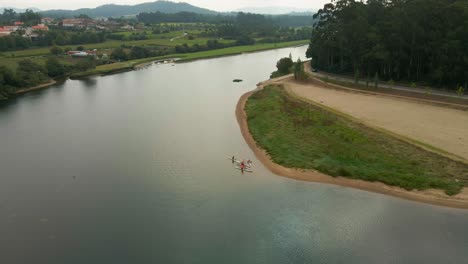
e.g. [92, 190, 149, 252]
[78, 77, 98, 88]
[0, 79, 69, 110]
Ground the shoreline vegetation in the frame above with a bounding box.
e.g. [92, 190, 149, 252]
[70, 40, 309, 78]
[236, 80, 468, 209]
[6, 40, 308, 96]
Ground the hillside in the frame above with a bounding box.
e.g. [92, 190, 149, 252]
[40, 1, 217, 18]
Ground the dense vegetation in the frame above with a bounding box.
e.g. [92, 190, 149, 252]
[138, 11, 314, 32]
[307, 0, 468, 90]
[0, 57, 96, 99]
[246, 85, 467, 195]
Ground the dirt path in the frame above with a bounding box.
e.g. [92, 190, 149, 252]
[284, 78, 468, 162]
[236, 89, 468, 209]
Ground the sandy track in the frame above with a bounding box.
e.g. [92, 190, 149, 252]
[285, 78, 468, 162]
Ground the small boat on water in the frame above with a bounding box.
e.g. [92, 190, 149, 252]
[228, 156, 253, 172]
[233, 165, 253, 173]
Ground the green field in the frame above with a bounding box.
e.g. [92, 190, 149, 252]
[245, 85, 468, 195]
[0, 30, 234, 58]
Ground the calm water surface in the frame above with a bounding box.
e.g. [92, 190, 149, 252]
[1, 46, 467, 263]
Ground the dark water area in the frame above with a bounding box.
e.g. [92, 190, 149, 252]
[0, 47, 467, 263]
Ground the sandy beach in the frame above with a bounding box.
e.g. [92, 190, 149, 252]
[15, 80, 57, 95]
[236, 79, 468, 209]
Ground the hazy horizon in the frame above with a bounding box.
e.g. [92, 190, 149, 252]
[0, 0, 329, 12]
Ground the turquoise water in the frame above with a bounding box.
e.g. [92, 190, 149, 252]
[0, 46, 467, 263]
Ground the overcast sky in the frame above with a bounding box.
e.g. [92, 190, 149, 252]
[2, 0, 330, 11]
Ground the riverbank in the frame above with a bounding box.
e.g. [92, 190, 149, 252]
[70, 40, 308, 79]
[15, 80, 57, 95]
[3, 41, 308, 98]
[236, 84, 468, 209]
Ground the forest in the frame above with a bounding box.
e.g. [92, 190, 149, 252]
[306, 0, 468, 89]
[137, 11, 313, 28]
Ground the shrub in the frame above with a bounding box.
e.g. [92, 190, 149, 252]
[50, 46, 63, 56]
[276, 57, 294, 74]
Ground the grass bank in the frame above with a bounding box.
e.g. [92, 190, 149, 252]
[177, 40, 308, 62]
[245, 85, 468, 195]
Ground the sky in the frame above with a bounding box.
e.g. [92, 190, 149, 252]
[1, 0, 330, 12]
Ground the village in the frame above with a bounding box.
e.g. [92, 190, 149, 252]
[0, 16, 138, 57]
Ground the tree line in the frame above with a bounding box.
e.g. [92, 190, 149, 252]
[307, 0, 468, 89]
[0, 9, 41, 26]
[138, 11, 313, 29]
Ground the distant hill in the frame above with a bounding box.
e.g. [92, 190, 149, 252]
[39, 1, 217, 18]
[236, 6, 313, 15]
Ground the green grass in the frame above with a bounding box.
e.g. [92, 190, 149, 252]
[178, 40, 309, 61]
[245, 85, 468, 195]
[0, 56, 47, 71]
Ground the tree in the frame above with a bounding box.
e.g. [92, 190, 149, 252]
[307, 0, 468, 90]
[276, 57, 294, 74]
[130, 46, 151, 60]
[50, 46, 63, 56]
[46, 57, 65, 77]
[293, 58, 307, 81]
[19, 9, 41, 26]
[76, 14, 91, 19]
[0, 9, 17, 24]
[74, 58, 96, 71]
[0, 66, 17, 97]
[235, 35, 255, 46]
[15, 59, 49, 87]
[111, 47, 128, 61]
[76, 46, 85, 51]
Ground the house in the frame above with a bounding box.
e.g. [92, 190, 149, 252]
[41, 17, 54, 25]
[1, 26, 20, 31]
[14, 21, 24, 26]
[0, 29, 12, 36]
[62, 19, 82, 28]
[121, 25, 135, 31]
[62, 19, 96, 29]
[32, 24, 49, 31]
[67, 49, 98, 57]
[23, 28, 39, 40]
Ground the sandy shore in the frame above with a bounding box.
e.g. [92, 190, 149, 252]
[236, 83, 468, 209]
[15, 80, 57, 94]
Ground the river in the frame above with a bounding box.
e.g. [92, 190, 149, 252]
[0, 46, 467, 263]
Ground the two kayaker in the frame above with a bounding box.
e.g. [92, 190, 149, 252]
[240, 161, 245, 174]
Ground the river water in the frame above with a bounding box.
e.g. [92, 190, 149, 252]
[0, 46, 467, 263]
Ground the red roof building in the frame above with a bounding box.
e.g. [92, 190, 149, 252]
[32, 24, 49, 31]
[0, 29, 12, 36]
[41, 18, 54, 24]
[1, 26, 19, 31]
[14, 21, 24, 26]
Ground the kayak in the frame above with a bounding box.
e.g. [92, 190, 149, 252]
[233, 165, 253, 173]
[227, 157, 252, 168]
